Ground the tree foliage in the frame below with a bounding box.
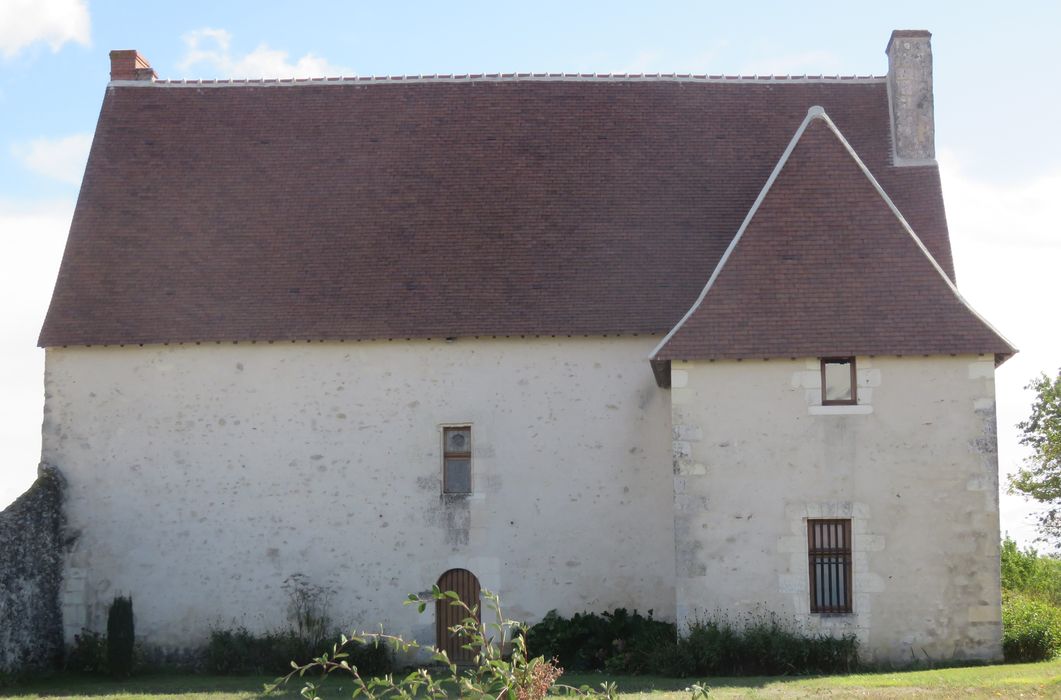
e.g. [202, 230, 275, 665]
[1000, 537, 1061, 606]
[1011, 370, 1061, 544]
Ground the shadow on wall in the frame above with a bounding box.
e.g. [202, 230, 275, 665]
[0, 464, 65, 675]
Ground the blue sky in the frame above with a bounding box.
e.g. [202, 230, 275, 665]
[1, 1, 1060, 546]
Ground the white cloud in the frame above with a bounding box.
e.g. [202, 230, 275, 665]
[11, 132, 92, 185]
[0, 199, 74, 508]
[741, 50, 842, 77]
[941, 150, 1061, 550]
[0, 0, 90, 59]
[178, 28, 348, 79]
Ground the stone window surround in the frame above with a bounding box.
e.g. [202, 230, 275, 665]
[437, 421, 495, 505]
[820, 357, 857, 406]
[778, 501, 884, 643]
[792, 357, 880, 415]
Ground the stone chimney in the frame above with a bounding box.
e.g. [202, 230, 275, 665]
[109, 50, 156, 82]
[885, 30, 934, 163]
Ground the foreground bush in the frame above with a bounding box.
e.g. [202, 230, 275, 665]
[671, 613, 858, 676]
[65, 598, 138, 677]
[1002, 591, 1061, 662]
[525, 608, 675, 673]
[272, 588, 655, 700]
[526, 608, 857, 677]
[206, 627, 391, 675]
[65, 629, 108, 674]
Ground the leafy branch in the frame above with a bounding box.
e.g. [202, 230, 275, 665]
[1011, 370, 1061, 544]
[267, 587, 663, 700]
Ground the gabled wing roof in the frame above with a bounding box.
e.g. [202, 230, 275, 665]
[652, 107, 1015, 363]
[40, 79, 956, 347]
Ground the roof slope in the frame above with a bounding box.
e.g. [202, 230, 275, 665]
[41, 79, 954, 346]
[652, 108, 1014, 362]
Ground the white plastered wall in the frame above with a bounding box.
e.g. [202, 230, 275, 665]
[670, 355, 1002, 663]
[43, 337, 675, 650]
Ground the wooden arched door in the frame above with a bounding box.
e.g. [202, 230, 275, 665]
[436, 568, 481, 663]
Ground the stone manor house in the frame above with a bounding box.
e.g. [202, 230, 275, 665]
[31, 30, 1014, 663]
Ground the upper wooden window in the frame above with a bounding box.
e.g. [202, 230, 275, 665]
[442, 426, 471, 494]
[821, 357, 857, 405]
[808, 519, 853, 614]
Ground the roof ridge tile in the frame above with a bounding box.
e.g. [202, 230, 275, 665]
[135, 72, 888, 87]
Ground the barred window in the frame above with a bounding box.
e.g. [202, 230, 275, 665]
[808, 519, 852, 613]
[442, 426, 471, 494]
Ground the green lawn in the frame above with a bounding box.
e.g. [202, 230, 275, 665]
[3, 659, 1060, 700]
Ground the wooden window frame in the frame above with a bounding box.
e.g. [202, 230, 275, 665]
[807, 518, 853, 614]
[442, 426, 472, 495]
[820, 357, 858, 406]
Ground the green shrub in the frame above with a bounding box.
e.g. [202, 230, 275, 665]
[65, 629, 108, 674]
[274, 588, 625, 700]
[1001, 537, 1061, 606]
[206, 628, 283, 674]
[205, 627, 392, 676]
[1002, 591, 1061, 662]
[1000, 537, 1061, 662]
[526, 607, 856, 677]
[106, 596, 135, 677]
[526, 608, 676, 673]
[661, 612, 858, 677]
[207, 573, 391, 676]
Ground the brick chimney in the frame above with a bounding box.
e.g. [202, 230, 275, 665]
[109, 50, 156, 82]
[885, 30, 934, 163]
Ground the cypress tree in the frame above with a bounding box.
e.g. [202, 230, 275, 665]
[107, 596, 135, 677]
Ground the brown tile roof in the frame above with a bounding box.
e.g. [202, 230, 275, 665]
[41, 78, 958, 347]
[651, 109, 1015, 363]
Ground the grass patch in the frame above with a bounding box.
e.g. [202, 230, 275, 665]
[2, 659, 1060, 700]
[0, 672, 370, 700]
[565, 658, 1061, 698]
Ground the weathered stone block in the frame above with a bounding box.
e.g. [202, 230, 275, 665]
[673, 424, 703, 442]
[967, 604, 1001, 624]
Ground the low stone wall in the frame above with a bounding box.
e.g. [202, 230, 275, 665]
[0, 464, 65, 674]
